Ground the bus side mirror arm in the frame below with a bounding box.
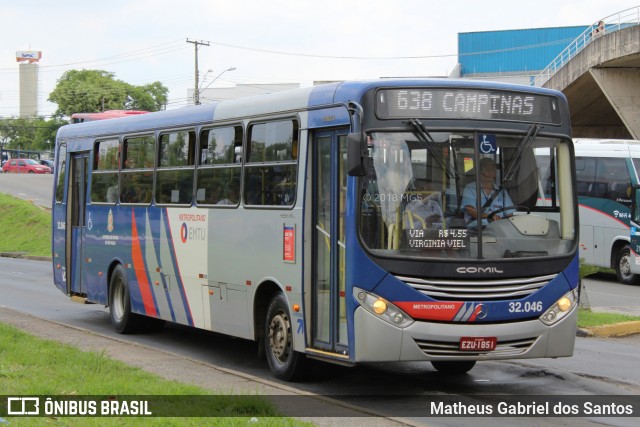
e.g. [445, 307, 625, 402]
[347, 133, 366, 176]
[347, 101, 366, 176]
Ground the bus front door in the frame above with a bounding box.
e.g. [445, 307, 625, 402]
[65, 152, 89, 295]
[312, 131, 349, 355]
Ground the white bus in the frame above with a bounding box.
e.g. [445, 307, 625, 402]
[573, 139, 640, 285]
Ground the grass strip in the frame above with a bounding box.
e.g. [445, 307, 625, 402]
[0, 193, 51, 257]
[0, 323, 311, 426]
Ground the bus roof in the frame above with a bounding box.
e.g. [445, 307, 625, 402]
[573, 138, 640, 145]
[573, 138, 640, 157]
[57, 79, 567, 141]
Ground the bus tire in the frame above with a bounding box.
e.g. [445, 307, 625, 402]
[615, 246, 640, 285]
[431, 360, 476, 374]
[109, 264, 140, 334]
[264, 293, 306, 381]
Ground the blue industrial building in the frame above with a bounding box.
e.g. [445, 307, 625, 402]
[452, 26, 588, 85]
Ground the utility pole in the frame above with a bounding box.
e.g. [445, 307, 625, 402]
[186, 39, 210, 105]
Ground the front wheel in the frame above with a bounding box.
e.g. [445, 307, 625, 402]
[615, 246, 640, 285]
[264, 293, 307, 381]
[431, 360, 476, 374]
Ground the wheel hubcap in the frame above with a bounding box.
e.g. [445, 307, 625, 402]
[621, 254, 632, 278]
[112, 279, 124, 320]
[268, 310, 291, 363]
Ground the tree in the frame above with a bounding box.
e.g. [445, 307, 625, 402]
[126, 82, 169, 112]
[48, 69, 168, 117]
[0, 117, 65, 155]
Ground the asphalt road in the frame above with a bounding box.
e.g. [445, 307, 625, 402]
[0, 172, 54, 209]
[581, 272, 640, 316]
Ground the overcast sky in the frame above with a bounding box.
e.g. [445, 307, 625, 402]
[1, 0, 638, 117]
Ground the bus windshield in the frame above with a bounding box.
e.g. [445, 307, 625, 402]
[359, 129, 575, 260]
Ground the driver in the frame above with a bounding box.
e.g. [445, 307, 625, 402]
[462, 157, 514, 226]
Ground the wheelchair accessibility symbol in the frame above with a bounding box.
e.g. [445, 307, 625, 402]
[479, 134, 497, 154]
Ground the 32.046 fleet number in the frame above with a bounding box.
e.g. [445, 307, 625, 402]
[508, 301, 543, 313]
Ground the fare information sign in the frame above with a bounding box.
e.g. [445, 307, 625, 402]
[376, 88, 561, 124]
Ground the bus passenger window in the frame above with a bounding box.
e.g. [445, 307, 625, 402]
[156, 130, 195, 205]
[55, 142, 67, 204]
[121, 135, 154, 205]
[91, 138, 119, 204]
[121, 172, 153, 204]
[196, 125, 243, 206]
[244, 120, 298, 206]
[595, 158, 630, 204]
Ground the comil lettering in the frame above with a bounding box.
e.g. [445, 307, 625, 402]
[456, 267, 504, 274]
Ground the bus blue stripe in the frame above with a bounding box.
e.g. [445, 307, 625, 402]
[163, 209, 194, 326]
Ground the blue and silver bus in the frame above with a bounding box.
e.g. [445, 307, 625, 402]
[52, 79, 579, 380]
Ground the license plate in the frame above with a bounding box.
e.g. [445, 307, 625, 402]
[459, 336, 497, 351]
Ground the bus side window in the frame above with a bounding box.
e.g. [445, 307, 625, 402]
[121, 135, 154, 204]
[575, 157, 596, 197]
[156, 130, 195, 205]
[244, 119, 298, 207]
[91, 138, 120, 204]
[55, 142, 67, 203]
[595, 158, 630, 204]
[196, 125, 243, 206]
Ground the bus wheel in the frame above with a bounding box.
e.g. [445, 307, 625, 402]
[431, 360, 476, 374]
[264, 293, 306, 381]
[615, 246, 640, 285]
[109, 265, 140, 334]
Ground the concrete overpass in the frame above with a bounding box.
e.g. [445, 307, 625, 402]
[534, 8, 640, 139]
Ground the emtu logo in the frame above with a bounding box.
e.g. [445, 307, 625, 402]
[180, 223, 188, 243]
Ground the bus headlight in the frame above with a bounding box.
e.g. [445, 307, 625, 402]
[540, 288, 578, 326]
[354, 287, 414, 328]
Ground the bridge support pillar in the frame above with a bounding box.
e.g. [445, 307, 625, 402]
[590, 68, 640, 139]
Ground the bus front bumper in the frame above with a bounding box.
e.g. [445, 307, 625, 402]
[352, 305, 578, 362]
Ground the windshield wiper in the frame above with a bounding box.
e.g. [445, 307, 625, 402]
[406, 119, 458, 180]
[503, 123, 541, 182]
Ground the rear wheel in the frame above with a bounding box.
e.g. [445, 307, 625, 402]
[264, 293, 306, 381]
[615, 246, 640, 285]
[109, 265, 141, 333]
[431, 360, 476, 374]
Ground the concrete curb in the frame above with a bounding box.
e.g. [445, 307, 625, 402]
[577, 321, 640, 338]
[0, 253, 51, 262]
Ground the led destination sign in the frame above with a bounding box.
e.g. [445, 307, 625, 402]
[376, 88, 561, 124]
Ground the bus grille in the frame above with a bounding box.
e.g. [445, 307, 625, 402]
[396, 274, 557, 301]
[415, 337, 538, 357]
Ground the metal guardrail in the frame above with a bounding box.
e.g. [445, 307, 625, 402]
[531, 6, 640, 87]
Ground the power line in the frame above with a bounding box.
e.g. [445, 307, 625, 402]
[210, 37, 577, 60]
[0, 35, 583, 117]
[0, 39, 187, 73]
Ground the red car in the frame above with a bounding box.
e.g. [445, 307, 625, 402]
[1, 158, 51, 174]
